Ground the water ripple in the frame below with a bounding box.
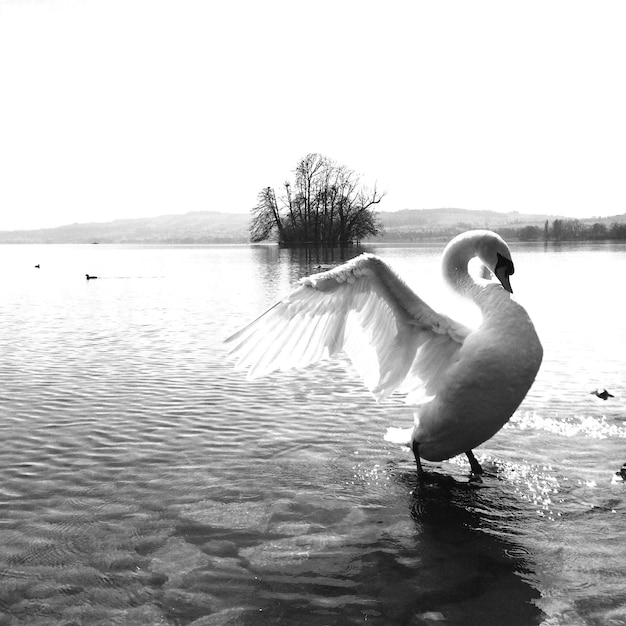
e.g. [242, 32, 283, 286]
[512, 410, 626, 439]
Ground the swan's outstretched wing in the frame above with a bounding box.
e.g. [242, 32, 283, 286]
[225, 253, 471, 403]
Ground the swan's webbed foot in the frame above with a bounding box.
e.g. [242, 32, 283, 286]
[412, 440, 425, 481]
[465, 450, 483, 475]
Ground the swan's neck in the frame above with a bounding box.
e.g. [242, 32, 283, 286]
[442, 241, 480, 297]
[441, 236, 508, 312]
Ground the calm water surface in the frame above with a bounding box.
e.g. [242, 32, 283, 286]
[1, 241, 625, 625]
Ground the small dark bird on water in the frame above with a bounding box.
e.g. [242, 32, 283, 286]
[612, 463, 626, 483]
[85, 274, 98, 280]
[591, 389, 614, 400]
[35, 264, 40, 269]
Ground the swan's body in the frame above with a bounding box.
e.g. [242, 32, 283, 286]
[226, 230, 543, 477]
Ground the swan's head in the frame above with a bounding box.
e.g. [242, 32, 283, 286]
[443, 230, 515, 293]
[475, 232, 515, 293]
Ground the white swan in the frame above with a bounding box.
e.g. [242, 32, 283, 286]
[226, 230, 543, 478]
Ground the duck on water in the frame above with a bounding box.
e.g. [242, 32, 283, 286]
[226, 230, 543, 480]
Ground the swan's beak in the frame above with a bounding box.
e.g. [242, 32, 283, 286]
[494, 253, 514, 293]
[494, 266, 513, 293]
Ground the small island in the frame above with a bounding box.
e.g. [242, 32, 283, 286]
[249, 153, 384, 246]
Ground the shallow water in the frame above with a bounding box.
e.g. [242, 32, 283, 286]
[1, 241, 625, 625]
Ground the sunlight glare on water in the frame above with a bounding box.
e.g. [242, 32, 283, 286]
[0, 241, 625, 625]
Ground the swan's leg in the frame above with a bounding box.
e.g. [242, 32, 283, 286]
[411, 440, 425, 480]
[465, 450, 483, 474]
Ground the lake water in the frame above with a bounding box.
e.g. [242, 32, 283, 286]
[1, 241, 625, 626]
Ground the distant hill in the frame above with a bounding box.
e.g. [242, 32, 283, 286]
[376, 208, 626, 241]
[0, 211, 250, 244]
[1, 207, 625, 244]
[374, 208, 556, 241]
[380, 208, 554, 228]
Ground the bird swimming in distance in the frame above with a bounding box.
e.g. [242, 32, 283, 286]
[35, 264, 40, 269]
[591, 389, 614, 400]
[226, 230, 543, 480]
[85, 274, 98, 280]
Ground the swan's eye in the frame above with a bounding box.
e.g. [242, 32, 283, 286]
[495, 253, 514, 276]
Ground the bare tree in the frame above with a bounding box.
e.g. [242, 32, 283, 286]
[250, 154, 385, 245]
[250, 187, 283, 243]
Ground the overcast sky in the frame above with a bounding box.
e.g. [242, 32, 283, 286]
[1, 0, 625, 230]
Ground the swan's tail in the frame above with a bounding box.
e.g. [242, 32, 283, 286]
[384, 427, 413, 447]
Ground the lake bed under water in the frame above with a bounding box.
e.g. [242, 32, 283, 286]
[1, 241, 625, 625]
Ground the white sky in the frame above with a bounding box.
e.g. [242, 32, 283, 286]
[1, 0, 625, 230]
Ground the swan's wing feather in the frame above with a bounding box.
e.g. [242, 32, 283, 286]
[225, 253, 471, 401]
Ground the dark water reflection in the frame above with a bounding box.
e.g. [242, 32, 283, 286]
[249, 244, 364, 299]
[405, 475, 541, 626]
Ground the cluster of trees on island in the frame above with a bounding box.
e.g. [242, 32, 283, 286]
[249, 153, 384, 245]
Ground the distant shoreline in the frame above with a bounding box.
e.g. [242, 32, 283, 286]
[1, 209, 625, 245]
